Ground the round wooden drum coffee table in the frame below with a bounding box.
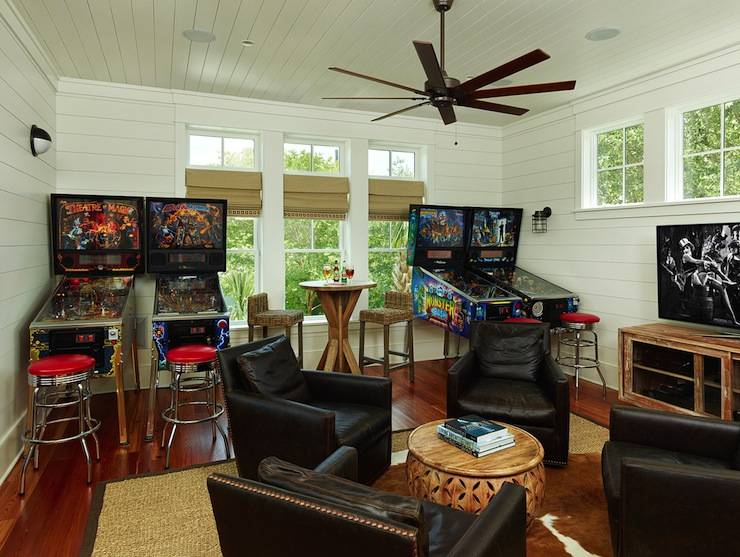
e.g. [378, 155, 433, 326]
[406, 420, 545, 525]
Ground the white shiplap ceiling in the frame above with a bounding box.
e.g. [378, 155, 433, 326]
[12, 0, 740, 125]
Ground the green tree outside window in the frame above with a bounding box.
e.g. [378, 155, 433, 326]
[368, 221, 410, 309]
[682, 100, 740, 199]
[219, 217, 257, 322]
[595, 124, 644, 206]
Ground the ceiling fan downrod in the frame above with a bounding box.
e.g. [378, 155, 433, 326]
[434, 0, 453, 74]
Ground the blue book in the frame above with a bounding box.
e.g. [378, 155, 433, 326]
[442, 415, 509, 443]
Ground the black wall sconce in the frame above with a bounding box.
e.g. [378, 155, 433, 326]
[30, 125, 52, 156]
[532, 206, 551, 233]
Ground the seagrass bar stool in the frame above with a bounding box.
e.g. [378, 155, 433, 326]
[247, 292, 304, 365]
[556, 312, 607, 400]
[20, 354, 100, 495]
[161, 344, 230, 468]
[358, 291, 415, 381]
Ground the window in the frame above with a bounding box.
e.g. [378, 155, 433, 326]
[188, 132, 256, 169]
[592, 124, 644, 206]
[219, 217, 258, 324]
[681, 99, 740, 199]
[369, 148, 416, 178]
[284, 219, 343, 316]
[368, 221, 409, 309]
[284, 142, 340, 174]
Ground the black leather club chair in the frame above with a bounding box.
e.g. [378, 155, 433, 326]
[218, 336, 392, 484]
[208, 446, 527, 557]
[447, 321, 570, 466]
[602, 405, 740, 557]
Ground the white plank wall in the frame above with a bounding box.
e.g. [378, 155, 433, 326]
[0, 3, 57, 481]
[54, 78, 503, 389]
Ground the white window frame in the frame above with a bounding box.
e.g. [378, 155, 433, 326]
[368, 144, 420, 179]
[223, 216, 261, 325]
[283, 137, 344, 176]
[186, 127, 261, 170]
[674, 96, 740, 201]
[284, 218, 346, 319]
[581, 119, 645, 209]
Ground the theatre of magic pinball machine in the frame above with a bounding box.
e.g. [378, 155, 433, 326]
[144, 197, 230, 441]
[408, 204, 578, 349]
[29, 194, 143, 445]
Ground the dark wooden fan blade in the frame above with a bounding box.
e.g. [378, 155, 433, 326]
[323, 96, 428, 100]
[371, 101, 431, 122]
[329, 67, 426, 95]
[457, 49, 550, 93]
[438, 105, 456, 125]
[413, 41, 445, 90]
[470, 80, 576, 99]
[459, 99, 529, 116]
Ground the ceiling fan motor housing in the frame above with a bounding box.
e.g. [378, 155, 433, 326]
[433, 0, 453, 12]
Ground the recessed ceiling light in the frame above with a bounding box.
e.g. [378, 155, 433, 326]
[183, 29, 216, 43]
[585, 26, 620, 42]
[240, 39, 255, 47]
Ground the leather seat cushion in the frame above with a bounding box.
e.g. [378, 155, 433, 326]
[471, 322, 544, 381]
[312, 401, 391, 449]
[457, 377, 556, 428]
[602, 440, 731, 503]
[236, 336, 310, 402]
[421, 501, 475, 557]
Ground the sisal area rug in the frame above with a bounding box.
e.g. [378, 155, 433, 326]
[82, 415, 611, 557]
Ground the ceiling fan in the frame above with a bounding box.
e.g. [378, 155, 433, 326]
[323, 0, 576, 125]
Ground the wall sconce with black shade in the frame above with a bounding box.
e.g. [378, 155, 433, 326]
[30, 125, 52, 156]
[532, 206, 551, 233]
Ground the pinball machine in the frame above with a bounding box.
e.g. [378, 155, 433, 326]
[467, 206, 579, 325]
[408, 204, 578, 348]
[145, 197, 230, 441]
[408, 205, 524, 339]
[29, 194, 143, 445]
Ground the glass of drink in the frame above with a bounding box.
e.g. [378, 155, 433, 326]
[345, 263, 355, 282]
[322, 264, 333, 284]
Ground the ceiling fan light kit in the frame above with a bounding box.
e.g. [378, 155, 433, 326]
[324, 0, 576, 125]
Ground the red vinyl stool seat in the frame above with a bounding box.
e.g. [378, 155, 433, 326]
[28, 354, 96, 377]
[556, 311, 606, 400]
[166, 344, 217, 365]
[20, 353, 99, 496]
[160, 343, 228, 468]
[560, 312, 600, 325]
[504, 317, 542, 324]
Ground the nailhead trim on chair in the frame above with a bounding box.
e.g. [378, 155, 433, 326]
[208, 475, 419, 556]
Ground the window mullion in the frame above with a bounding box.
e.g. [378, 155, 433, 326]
[720, 103, 726, 196]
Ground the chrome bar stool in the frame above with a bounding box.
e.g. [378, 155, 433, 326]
[161, 344, 230, 468]
[20, 354, 100, 495]
[556, 312, 607, 400]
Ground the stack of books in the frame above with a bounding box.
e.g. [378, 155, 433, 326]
[437, 415, 515, 457]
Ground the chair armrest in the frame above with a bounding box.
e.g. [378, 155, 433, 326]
[447, 351, 478, 417]
[313, 446, 358, 481]
[448, 483, 527, 557]
[207, 473, 420, 557]
[225, 390, 336, 479]
[610, 405, 740, 461]
[538, 354, 568, 399]
[620, 459, 740, 557]
[303, 370, 391, 409]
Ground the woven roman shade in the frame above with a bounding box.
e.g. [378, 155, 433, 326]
[283, 174, 349, 219]
[186, 168, 262, 216]
[368, 179, 425, 220]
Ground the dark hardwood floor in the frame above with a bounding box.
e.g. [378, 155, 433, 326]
[0, 358, 616, 556]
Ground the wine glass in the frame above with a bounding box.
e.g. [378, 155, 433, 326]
[322, 264, 333, 284]
[345, 263, 355, 282]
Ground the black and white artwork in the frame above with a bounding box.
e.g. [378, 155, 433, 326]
[657, 223, 740, 329]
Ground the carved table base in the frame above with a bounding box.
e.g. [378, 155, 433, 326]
[406, 447, 546, 526]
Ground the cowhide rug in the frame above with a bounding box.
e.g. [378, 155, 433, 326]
[374, 453, 611, 557]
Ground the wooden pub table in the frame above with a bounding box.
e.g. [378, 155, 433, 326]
[406, 420, 545, 526]
[299, 280, 376, 374]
